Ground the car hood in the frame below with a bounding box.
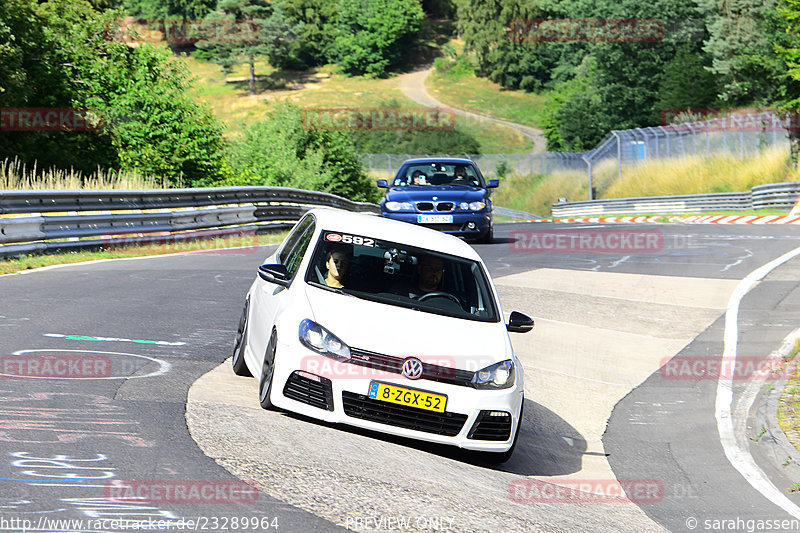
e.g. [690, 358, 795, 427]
[385, 187, 486, 203]
[304, 284, 510, 369]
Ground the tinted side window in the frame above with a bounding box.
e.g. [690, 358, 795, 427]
[279, 215, 314, 265]
[283, 221, 316, 279]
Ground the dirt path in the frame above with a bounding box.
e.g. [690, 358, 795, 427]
[397, 66, 548, 154]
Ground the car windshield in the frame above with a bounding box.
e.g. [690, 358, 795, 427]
[305, 230, 498, 322]
[392, 162, 482, 187]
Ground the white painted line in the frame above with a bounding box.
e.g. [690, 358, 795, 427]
[716, 244, 800, 519]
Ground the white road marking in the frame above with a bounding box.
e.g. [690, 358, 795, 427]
[5, 349, 171, 380]
[715, 244, 800, 519]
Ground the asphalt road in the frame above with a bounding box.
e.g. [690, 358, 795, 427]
[1, 221, 799, 532]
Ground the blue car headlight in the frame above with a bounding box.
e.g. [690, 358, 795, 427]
[469, 201, 486, 211]
[385, 201, 413, 212]
[298, 319, 351, 360]
[472, 360, 514, 389]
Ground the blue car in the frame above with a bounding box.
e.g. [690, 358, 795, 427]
[376, 158, 499, 244]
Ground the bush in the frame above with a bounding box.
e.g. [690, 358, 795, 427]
[227, 102, 380, 202]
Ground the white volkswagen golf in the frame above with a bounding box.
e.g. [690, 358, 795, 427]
[232, 208, 533, 462]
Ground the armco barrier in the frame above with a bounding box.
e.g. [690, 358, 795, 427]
[0, 187, 379, 259]
[551, 182, 800, 217]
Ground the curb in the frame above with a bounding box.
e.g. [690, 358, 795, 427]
[504, 215, 800, 225]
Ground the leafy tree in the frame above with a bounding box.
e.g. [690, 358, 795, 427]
[1, 0, 227, 184]
[123, 0, 216, 20]
[227, 102, 380, 202]
[280, 0, 337, 69]
[327, 0, 424, 76]
[655, 44, 718, 113]
[195, 0, 302, 94]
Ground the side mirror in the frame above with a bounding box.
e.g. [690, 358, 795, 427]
[258, 264, 290, 287]
[376, 179, 388, 188]
[506, 311, 534, 333]
[487, 179, 500, 188]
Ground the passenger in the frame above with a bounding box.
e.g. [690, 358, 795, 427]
[411, 170, 427, 185]
[324, 249, 350, 288]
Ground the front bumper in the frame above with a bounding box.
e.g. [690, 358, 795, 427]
[380, 211, 492, 239]
[269, 340, 523, 453]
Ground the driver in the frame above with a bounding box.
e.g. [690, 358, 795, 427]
[411, 254, 444, 297]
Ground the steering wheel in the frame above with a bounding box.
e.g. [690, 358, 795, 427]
[417, 291, 461, 305]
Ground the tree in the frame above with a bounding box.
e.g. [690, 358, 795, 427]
[280, 0, 337, 69]
[327, 0, 424, 76]
[195, 0, 302, 95]
[123, 0, 216, 20]
[1, 0, 227, 183]
[655, 44, 718, 113]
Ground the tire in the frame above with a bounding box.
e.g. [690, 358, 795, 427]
[477, 225, 494, 245]
[482, 400, 523, 464]
[259, 329, 277, 410]
[232, 300, 252, 377]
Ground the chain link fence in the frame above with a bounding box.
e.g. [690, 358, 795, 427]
[361, 153, 586, 177]
[361, 111, 793, 192]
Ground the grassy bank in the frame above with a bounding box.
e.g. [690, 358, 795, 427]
[1, 157, 167, 190]
[494, 147, 798, 216]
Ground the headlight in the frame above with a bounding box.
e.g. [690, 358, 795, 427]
[298, 319, 350, 360]
[472, 360, 514, 389]
[458, 202, 469, 210]
[469, 201, 486, 211]
[385, 201, 413, 212]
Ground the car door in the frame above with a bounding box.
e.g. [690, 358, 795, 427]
[247, 215, 316, 372]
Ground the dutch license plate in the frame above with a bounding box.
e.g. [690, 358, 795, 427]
[418, 214, 453, 224]
[368, 382, 447, 413]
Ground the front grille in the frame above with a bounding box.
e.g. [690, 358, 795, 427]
[416, 202, 434, 211]
[283, 371, 334, 411]
[342, 391, 467, 436]
[348, 348, 475, 387]
[436, 202, 455, 212]
[467, 410, 512, 441]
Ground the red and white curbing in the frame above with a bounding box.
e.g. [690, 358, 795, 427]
[670, 215, 800, 224]
[515, 214, 800, 224]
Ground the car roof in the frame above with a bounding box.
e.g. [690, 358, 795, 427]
[400, 158, 476, 165]
[307, 208, 483, 261]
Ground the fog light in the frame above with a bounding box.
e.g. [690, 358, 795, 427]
[467, 222, 476, 230]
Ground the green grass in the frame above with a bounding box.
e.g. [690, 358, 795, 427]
[426, 55, 548, 130]
[0, 232, 288, 276]
[493, 146, 800, 217]
[778, 339, 800, 456]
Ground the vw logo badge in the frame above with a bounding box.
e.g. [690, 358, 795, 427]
[402, 357, 424, 380]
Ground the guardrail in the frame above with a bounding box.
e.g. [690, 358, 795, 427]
[0, 187, 379, 259]
[551, 182, 800, 217]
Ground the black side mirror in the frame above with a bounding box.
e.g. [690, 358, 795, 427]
[376, 179, 388, 188]
[507, 311, 534, 333]
[258, 264, 290, 287]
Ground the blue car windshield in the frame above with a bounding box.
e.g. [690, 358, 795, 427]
[392, 162, 482, 187]
[305, 231, 499, 322]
